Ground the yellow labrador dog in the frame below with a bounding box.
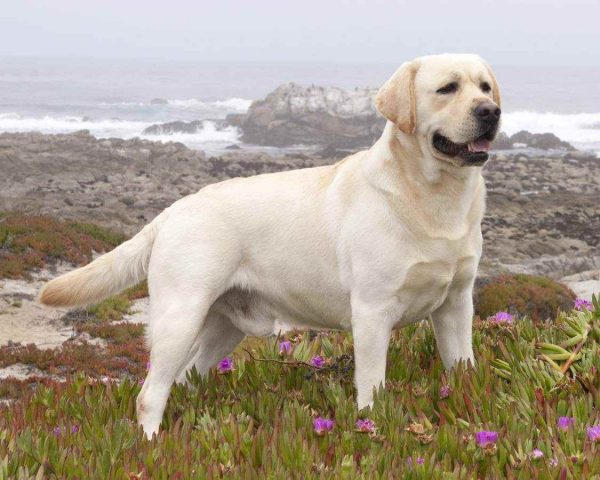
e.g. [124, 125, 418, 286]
[40, 53, 501, 437]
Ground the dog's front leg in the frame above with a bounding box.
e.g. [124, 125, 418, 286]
[430, 285, 475, 369]
[351, 306, 393, 409]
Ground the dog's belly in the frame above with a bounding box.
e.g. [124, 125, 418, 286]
[212, 285, 352, 337]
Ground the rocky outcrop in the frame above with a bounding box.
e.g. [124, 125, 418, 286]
[143, 119, 230, 135]
[235, 83, 385, 149]
[509, 131, 575, 151]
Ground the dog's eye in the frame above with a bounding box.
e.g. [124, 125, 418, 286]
[480, 81, 491, 93]
[436, 82, 458, 94]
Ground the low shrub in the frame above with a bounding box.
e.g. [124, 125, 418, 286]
[0, 213, 126, 279]
[475, 274, 576, 321]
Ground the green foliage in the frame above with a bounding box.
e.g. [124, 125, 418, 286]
[0, 212, 126, 279]
[475, 274, 576, 321]
[0, 302, 598, 478]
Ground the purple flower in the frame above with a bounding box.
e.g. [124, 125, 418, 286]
[587, 425, 600, 442]
[439, 385, 451, 399]
[557, 416, 575, 430]
[70, 425, 80, 434]
[146, 361, 151, 370]
[574, 298, 593, 311]
[406, 457, 425, 468]
[313, 417, 334, 434]
[488, 311, 513, 324]
[355, 418, 376, 433]
[279, 340, 292, 355]
[531, 449, 544, 459]
[416, 457, 425, 465]
[310, 355, 325, 368]
[52, 426, 62, 437]
[217, 357, 234, 374]
[138, 378, 144, 386]
[475, 430, 499, 447]
[549, 458, 559, 467]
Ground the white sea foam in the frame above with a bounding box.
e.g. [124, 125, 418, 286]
[167, 97, 252, 112]
[99, 97, 252, 112]
[0, 114, 241, 148]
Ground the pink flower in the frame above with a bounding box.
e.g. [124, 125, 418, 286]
[549, 458, 559, 467]
[355, 418, 376, 433]
[488, 311, 513, 324]
[416, 457, 425, 465]
[557, 416, 575, 430]
[310, 356, 325, 368]
[587, 425, 600, 442]
[439, 385, 451, 399]
[574, 298, 593, 311]
[217, 357, 234, 374]
[313, 417, 334, 435]
[531, 449, 544, 459]
[475, 430, 498, 447]
[279, 340, 292, 355]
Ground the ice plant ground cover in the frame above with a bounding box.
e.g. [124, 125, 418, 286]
[0, 297, 598, 478]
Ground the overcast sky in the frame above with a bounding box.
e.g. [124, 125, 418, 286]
[1, 0, 599, 65]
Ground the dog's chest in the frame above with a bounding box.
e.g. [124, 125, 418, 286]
[392, 241, 478, 324]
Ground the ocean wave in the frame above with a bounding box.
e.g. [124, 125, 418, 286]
[140, 121, 240, 144]
[0, 113, 240, 146]
[99, 97, 252, 112]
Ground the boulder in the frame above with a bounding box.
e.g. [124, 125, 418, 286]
[509, 131, 575, 151]
[238, 83, 385, 149]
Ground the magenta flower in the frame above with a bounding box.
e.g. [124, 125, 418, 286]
[313, 417, 334, 435]
[146, 361, 151, 370]
[217, 357, 234, 374]
[475, 430, 498, 447]
[279, 340, 292, 355]
[531, 449, 544, 459]
[557, 416, 575, 430]
[574, 298, 593, 311]
[587, 425, 600, 442]
[310, 355, 325, 368]
[355, 418, 376, 433]
[416, 457, 425, 465]
[70, 425, 80, 434]
[439, 385, 451, 399]
[52, 426, 62, 437]
[488, 311, 513, 324]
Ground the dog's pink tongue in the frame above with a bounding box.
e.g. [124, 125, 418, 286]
[469, 139, 491, 152]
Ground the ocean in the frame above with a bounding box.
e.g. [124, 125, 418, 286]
[1, 58, 599, 155]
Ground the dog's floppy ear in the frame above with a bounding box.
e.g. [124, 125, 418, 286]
[483, 62, 501, 107]
[375, 60, 420, 134]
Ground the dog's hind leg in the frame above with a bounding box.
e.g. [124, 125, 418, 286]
[175, 310, 245, 384]
[136, 297, 212, 438]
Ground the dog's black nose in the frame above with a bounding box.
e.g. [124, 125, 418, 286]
[474, 102, 501, 123]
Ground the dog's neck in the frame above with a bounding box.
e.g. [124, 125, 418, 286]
[364, 122, 485, 236]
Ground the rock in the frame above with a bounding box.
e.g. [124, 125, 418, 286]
[150, 98, 169, 105]
[238, 83, 385, 149]
[491, 132, 512, 149]
[509, 131, 575, 151]
[225, 144, 241, 150]
[143, 119, 230, 135]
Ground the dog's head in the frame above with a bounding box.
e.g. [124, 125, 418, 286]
[376, 54, 501, 167]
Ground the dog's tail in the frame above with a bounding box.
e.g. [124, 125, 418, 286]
[39, 212, 166, 307]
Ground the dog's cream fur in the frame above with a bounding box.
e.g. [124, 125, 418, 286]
[40, 53, 501, 437]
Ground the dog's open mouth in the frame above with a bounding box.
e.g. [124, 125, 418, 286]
[432, 131, 495, 166]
